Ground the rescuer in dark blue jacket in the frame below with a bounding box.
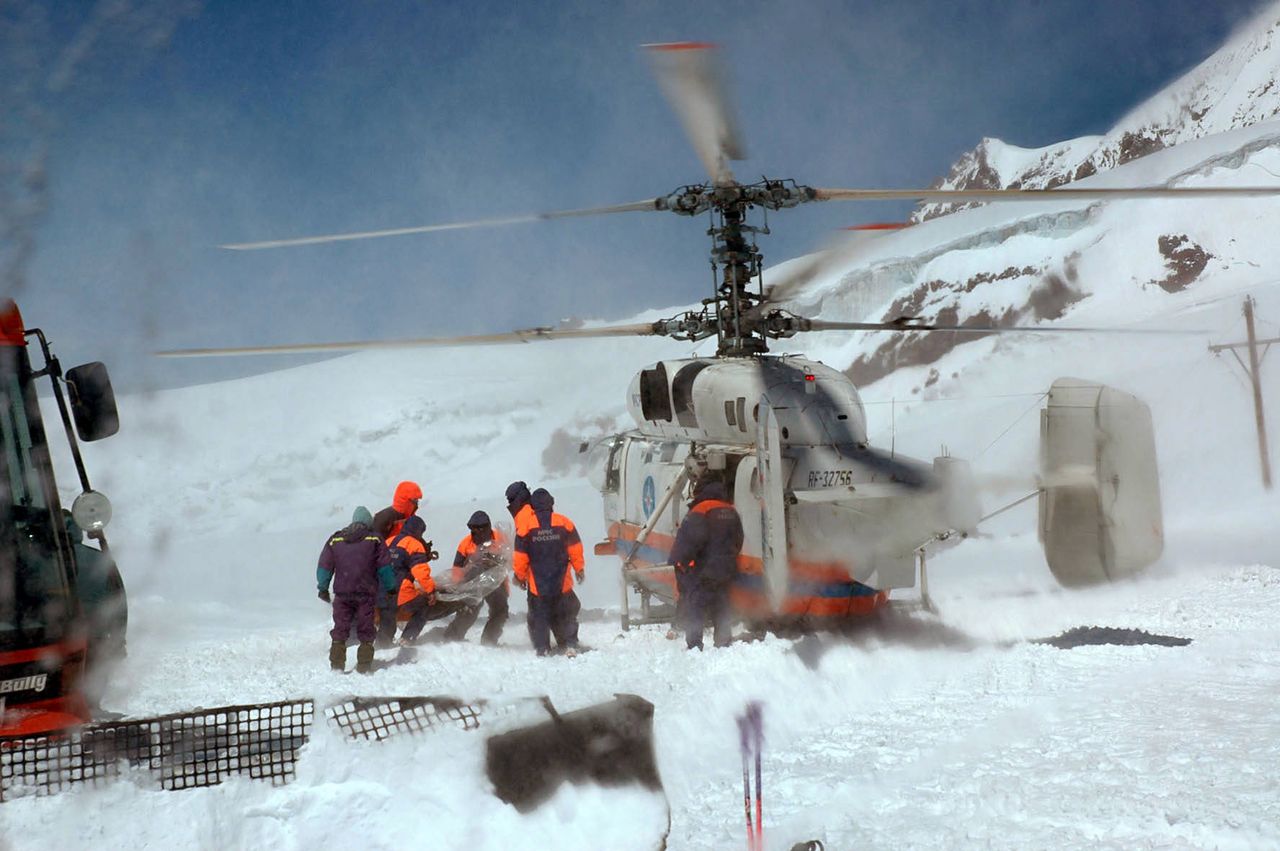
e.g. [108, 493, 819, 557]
[669, 479, 743, 650]
[513, 488, 585, 657]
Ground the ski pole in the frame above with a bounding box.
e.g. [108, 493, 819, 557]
[748, 701, 764, 851]
[737, 715, 755, 851]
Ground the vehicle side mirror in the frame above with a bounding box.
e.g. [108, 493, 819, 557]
[65, 362, 120, 441]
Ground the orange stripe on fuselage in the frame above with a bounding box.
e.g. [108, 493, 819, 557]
[610, 521, 890, 620]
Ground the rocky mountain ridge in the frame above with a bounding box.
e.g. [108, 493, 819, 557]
[915, 4, 1280, 222]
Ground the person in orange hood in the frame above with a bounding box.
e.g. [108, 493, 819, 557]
[373, 480, 422, 539]
[372, 481, 423, 644]
[512, 488, 584, 657]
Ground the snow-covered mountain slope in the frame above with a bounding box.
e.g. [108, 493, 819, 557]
[917, 1, 1280, 222]
[783, 120, 1280, 389]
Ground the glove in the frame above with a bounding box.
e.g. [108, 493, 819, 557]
[317, 589, 331, 603]
[575, 570, 585, 585]
[425, 541, 440, 561]
[426, 591, 438, 606]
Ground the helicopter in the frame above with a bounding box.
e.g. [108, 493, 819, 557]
[162, 42, 1278, 630]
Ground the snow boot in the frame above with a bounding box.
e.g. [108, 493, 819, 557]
[329, 640, 346, 671]
[355, 641, 375, 674]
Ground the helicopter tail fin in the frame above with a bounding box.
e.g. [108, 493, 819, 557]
[1038, 378, 1164, 587]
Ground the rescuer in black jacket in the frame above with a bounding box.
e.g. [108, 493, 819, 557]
[669, 479, 743, 650]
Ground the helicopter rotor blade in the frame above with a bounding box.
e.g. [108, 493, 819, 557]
[156, 322, 661, 358]
[643, 42, 746, 187]
[220, 199, 663, 251]
[810, 185, 1280, 203]
[802, 318, 1205, 336]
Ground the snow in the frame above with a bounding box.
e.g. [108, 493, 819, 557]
[6, 23, 1280, 851]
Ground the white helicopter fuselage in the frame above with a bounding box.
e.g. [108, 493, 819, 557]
[588, 354, 980, 624]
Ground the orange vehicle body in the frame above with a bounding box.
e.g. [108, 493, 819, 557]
[0, 300, 96, 739]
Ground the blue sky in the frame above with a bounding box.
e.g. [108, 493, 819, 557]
[4, 0, 1268, 388]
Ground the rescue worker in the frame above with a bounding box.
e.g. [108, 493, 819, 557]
[512, 487, 585, 657]
[505, 480, 533, 526]
[389, 515, 466, 643]
[317, 507, 396, 673]
[354, 503, 400, 647]
[442, 510, 509, 645]
[373, 480, 423, 539]
[669, 479, 743, 650]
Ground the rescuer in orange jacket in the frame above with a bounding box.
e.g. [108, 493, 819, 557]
[512, 488, 585, 657]
[372, 481, 424, 643]
[441, 511, 510, 645]
[384, 514, 465, 644]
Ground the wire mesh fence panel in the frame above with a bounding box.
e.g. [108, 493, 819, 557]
[325, 696, 485, 741]
[1, 695, 494, 801]
[1, 699, 314, 800]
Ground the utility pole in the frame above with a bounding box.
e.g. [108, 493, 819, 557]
[1209, 297, 1275, 490]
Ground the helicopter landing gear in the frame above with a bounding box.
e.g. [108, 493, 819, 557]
[620, 573, 678, 632]
[916, 548, 939, 615]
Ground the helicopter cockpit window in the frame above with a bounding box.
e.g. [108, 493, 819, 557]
[640, 364, 672, 423]
[724, 400, 736, 427]
[672, 361, 711, 429]
[586, 437, 622, 493]
[736, 397, 747, 433]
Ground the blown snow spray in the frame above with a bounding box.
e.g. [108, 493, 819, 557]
[737, 700, 764, 851]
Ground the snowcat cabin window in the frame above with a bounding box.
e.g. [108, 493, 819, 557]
[736, 397, 747, 433]
[672, 361, 711, 429]
[724, 400, 736, 427]
[639, 364, 672, 423]
[0, 348, 73, 646]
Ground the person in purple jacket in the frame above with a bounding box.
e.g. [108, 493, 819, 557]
[317, 506, 396, 673]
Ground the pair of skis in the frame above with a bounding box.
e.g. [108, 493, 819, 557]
[737, 701, 764, 851]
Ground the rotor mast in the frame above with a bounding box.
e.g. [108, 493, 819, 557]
[652, 179, 813, 356]
[712, 195, 765, 356]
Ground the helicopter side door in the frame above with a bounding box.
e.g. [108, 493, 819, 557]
[733, 455, 763, 564]
[756, 399, 790, 611]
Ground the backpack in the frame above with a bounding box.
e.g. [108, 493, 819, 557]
[387, 532, 415, 585]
